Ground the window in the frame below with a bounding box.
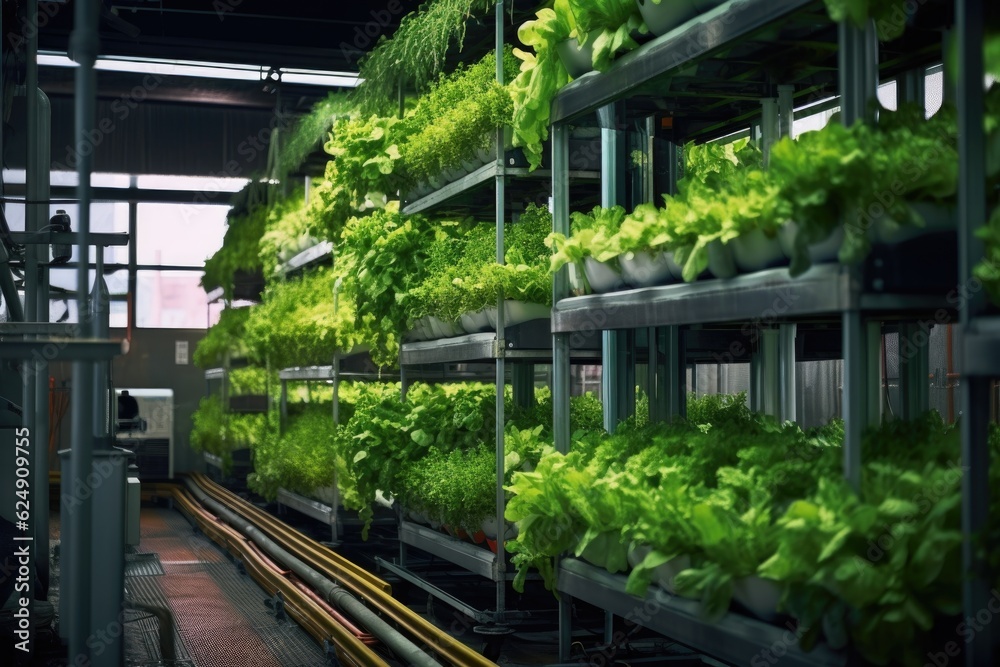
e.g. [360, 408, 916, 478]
[135, 270, 211, 329]
[136, 203, 227, 267]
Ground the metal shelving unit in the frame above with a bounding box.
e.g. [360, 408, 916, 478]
[546, 0, 990, 664]
[558, 558, 844, 667]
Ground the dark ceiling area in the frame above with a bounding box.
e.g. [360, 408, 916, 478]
[36, 0, 424, 72]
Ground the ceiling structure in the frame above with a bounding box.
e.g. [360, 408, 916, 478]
[5, 1, 533, 177]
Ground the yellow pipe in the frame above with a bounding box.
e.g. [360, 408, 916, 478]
[163, 484, 389, 667]
[183, 474, 499, 667]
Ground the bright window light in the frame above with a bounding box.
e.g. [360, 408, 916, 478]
[38, 52, 360, 88]
[135, 174, 248, 193]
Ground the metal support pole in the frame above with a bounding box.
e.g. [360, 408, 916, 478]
[512, 364, 534, 409]
[662, 326, 685, 418]
[552, 123, 571, 454]
[493, 0, 506, 623]
[842, 311, 865, 491]
[898, 323, 929, 420]
[777, 85, 795, 139]
[128, 198, 137, 329]
[898, 68, 926, 108]
[779, 323, 797, 422]
[956, 1, 993, 664]
[752, 328, 781, 418]
[558, 594, 573, 662]
[33, 89, 51, 601]
[759, 98, 779, 167]
[838, 20, 879, 126]
[65, 0, 100, 662]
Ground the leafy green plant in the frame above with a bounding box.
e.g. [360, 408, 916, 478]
[509, 1, 574, 170]
[567, 0, 647, 71]
[309, 115, 403, 240]
[340, 204, 431, 367]
[823, 0, 916, 41]
[278, 93, 356, 178]
[398, 50, 518, 185]
[242, 266, 358, 369]
[194, 307, 251, 368]
[201, 205, 268, 298]
[353, 0, 496, 115]
[975, 205, 1000, 305]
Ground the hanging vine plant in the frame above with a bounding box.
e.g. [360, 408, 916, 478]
[353, 0, 497, 115]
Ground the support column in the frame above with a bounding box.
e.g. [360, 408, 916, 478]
[552, 123, 571, 454]
[779, 323, 797, 422]
[898, 323, 929, 420]
[838, 20, 879, 126]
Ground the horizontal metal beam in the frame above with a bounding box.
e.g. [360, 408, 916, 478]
[6, 184, 235, 204]
[0, 338, 124, 360]
[399, 521, 498, 581]
[10, 231, 129, 247]
[0, 322, 78, 336]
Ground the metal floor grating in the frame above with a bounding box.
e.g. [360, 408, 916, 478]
[124, 507, 329, 667]
[125, 552, 166, 577]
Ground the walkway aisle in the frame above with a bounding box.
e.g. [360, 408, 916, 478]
[125, 507, 327, 667]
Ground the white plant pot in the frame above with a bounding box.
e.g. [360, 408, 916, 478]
[874, 201, 955, 245]
[405, 316, 434, 342]
[706, 240, 737, 279]
[460, 309, 492, 334]
[427, 316, 461, 339]
[502, 300, 550, 327]
[731, 229, 788, 273]
[556, 32, 596, 79]
[567, 263, 589, 296]
[312, 485, 338, 506]
[583, 257, 626, 293]
[732, 575, 783, 623]
[779, 221, 844, 264]
[476, 146, 498, 164]
[480, 517, 517, 540]
[626, 543, 692, 596]
[635, 0, 699, 37]
[461, 156, 484, 173]
[619, 250, 680, 287]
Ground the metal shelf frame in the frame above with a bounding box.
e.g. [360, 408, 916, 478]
[558, 558, 845, 667]
[548, 0, 987, 662]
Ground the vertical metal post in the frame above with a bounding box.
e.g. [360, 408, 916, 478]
[128, 198, 137, 329]
[753, 328, 780, 418]
[492, 0, 507, 623]
[898, 323, 929, 420]
[663, 326, 685, 418]
[66, 0, 100, 662]
[599, 102, 626, 432]
[759, 98, 779, 167]
[898, 68, 926, 107]
[512, 364, 534, 409]
[552, 123, 571, 454]
[777, 85, 795, 138]
[33, 89, 53, 602]
[838, 20, 878, 126]
[558, 592, 573, 661]
[779, 323, 797, 422]
[21, 2, 40, 650]
[956, 1, 993, 664]
[842, 311, 865, 492]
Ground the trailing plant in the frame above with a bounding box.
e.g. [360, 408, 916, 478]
[353, 0, 496, 115]
[190, 395, 272, 470]
[278, 93, 355, 178]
